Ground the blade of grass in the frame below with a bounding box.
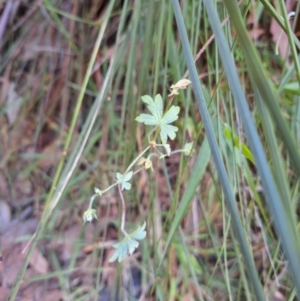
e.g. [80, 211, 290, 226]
[203, 0, 300, 296]
[277, 0, 300, 88]
[158, 137, 210, 263]
[170, 0, 265, 299]
[43, 0, 78, 52]
[259, 0, 300, 50]
[254, 89, 294, 217]
[230, 2, 300, 178]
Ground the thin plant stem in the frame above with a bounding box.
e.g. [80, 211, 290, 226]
[89, 194, 97, 209]
[125, 145, 151, 174]
[118, 184, 127, 235]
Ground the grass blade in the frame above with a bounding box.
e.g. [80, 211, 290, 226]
[171, 0, 265, 299]
[159, 137, 210, 267]
[203, 0, 300, 296]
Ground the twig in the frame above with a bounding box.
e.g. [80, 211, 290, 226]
[183, 0, 244, 79]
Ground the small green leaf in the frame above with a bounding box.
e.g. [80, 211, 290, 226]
[116, 171, 133, 190]
[163, 144, 171, 156]
[282, 82, 300, 95]
[109, 222, 147, 263]
[224, 125, 254, 164]
[183, 142, 194, 156]
[136, 94, 180, 144]
[130, 222, 147, 239]
[160, 124, 178, 143]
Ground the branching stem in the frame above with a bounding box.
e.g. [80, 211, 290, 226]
[125, 145, 151, 174]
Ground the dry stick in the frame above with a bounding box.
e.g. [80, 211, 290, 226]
[0, 2, 19, 45]
[12, 0, 41, 31]
[182, 17, 230, 79]
[183, 0, 244, 79]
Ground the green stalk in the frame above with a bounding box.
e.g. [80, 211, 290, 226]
[171, 0, 265, 299]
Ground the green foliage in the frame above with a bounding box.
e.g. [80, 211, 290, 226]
[116, 171, 133, 191]
[82, 85, 191, 263]
[223, 124, 254, 164]
[282, 82, 300, 95]
[136, 94, 180, 144]
[109, 222, 147, 262]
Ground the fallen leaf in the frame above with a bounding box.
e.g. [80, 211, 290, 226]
[0, 288, 10, 301]
[5, 82, 23, 125]
[30, 248, 48, 274]
[0, 200, 11, 232]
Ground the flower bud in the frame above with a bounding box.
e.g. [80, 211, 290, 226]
[83, 208, 98, 223]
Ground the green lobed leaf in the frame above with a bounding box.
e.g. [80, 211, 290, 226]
[161, 105, 180, 124]
[130, 222, 147, 240]
[160, 124, 178, 143]
[136, 94, 180, 144]
[147, 94, 163, 120]
[116, 171, 133, 190]
[109, 222, 146, 262]
[135, 113, 157, 125]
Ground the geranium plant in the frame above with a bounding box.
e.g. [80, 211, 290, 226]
[83, 79, 193, 262]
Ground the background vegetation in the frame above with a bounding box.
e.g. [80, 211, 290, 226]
[1, 0, 300, 300]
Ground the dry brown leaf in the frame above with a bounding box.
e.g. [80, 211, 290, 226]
[37, 138, 62, 168]
[0, 172, 9, 199]
[5, 82, 23, 125]
[53, 224, 82, 262]
[43, 290, 64, 301]
[18, 281, 43, 301]
[2, 218, 38, 244]
[30, 247, 49, 274]
[0, 287, 10, 301]
[2, 244, 26, 286]
[248, 28, 265, 40]
[1, 218, 38, 286]
[169, 79, 192, 97]
[0, 200, 11, 233]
